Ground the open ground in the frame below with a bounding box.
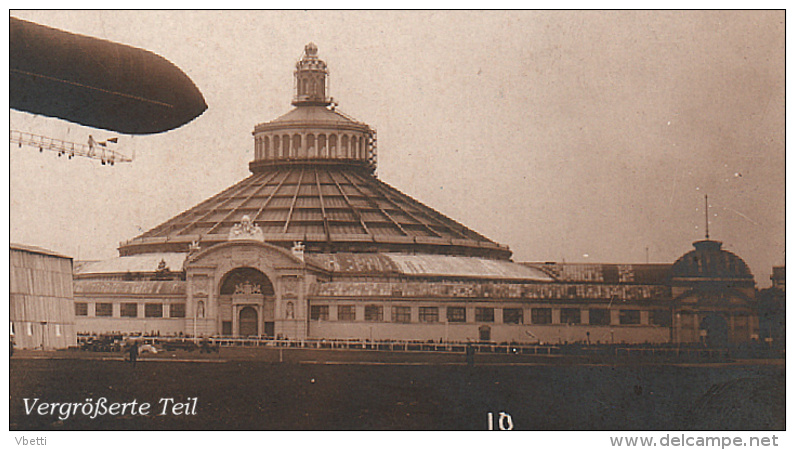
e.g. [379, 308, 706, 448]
[9, 348, 785, 430]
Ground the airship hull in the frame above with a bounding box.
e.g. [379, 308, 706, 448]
[10, 17, 207, 135]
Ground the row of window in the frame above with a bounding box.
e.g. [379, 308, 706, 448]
[75, 302, 185, 319]
[309, 305, 672, 326]
[75, 301, 671, 326]
[254, 133, 368, 161]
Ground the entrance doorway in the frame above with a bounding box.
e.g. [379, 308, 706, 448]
[700, 314, 729, 347]
[239, 307, 258, 337]
[479, 325, 491, 342]
[263, 321, 275, 337]
[217, 267, 276, 338]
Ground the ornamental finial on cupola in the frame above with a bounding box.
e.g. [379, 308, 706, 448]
[293, 42, 330, 106]
[304, 42, 318, 57]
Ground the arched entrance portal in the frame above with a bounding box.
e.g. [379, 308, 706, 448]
[239, 307, 258, 337]
[700, 314, 729, 348]
[218, 267, 276, 338]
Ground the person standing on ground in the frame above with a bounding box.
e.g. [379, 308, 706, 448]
[128, 340, 139, 367]
[465, 342, 475, 366]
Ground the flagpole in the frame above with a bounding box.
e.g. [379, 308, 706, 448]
[705, 194, 709, 239]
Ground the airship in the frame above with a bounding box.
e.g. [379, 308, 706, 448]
[10, 16, 207, 135]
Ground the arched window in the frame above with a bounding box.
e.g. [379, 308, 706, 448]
[306, 134, 316, 157]
[263, 136, 270, 159]
[341, 135, 349, 159]
[283, 134, 290, 158]
[272, 135, 280, 158]
[329, 134, 337, 158]
[318, 134, 327, 157]
[360, 136, 366, 159]
[292, 134, 302, 158]
[300, 78, 308, 96]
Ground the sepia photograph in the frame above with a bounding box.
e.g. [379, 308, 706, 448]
[7, 9, 786, 439]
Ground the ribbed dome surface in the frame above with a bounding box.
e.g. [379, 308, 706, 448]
[670, 240, 753, 281]
[119, 165, 511, 259]
[260, 106, 361, 127]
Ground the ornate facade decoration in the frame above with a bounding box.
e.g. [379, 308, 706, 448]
[188, 240, 201, 253]
[156, 258, 169, 272]
[292, 241, 305, 262]
[191, 275, 210, 296]
[229, 215, 264, 241]
[234, 280, 262, 296]
[281, 275, 299, 297]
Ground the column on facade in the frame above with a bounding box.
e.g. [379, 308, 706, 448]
[282, 134, 290, 158]
[610, 309, 620, 326]
[231, 304, 238, 337]
[694, 313, 701, 343]
[355, 304, 365, 322]
[384, 304, 392, 323]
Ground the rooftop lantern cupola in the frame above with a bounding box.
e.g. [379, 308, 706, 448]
[250, 43, 378, 173]
[293, 42, 330, 106]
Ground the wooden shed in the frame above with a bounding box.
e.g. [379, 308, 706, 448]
[10, 244, 76, 349]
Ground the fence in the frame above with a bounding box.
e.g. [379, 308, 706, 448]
[75, 333, 780, 359]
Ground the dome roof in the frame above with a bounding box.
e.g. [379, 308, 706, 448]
[255, 105, 366, 130]
[118, 43, 511, 260]
[670, 240, 753, 282]
[118, 165, 511, 259]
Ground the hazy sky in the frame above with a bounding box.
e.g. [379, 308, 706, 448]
[8, 11, 785, 286]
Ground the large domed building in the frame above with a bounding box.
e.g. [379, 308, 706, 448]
[73, 44, 761, 346]
[75, 44, 552, 342]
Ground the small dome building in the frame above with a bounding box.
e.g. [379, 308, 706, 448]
[669, 240, 757, 345]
